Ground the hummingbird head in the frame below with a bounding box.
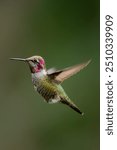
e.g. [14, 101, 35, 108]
[10, 56, 45, 73]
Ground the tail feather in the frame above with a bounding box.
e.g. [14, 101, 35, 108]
[60, 99, 84, 115]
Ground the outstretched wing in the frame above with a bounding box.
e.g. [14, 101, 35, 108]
[48, 60, 91, 84]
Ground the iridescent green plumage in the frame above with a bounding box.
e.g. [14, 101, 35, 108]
[33, 76, 68, 102]
[33, 76, 83, 114]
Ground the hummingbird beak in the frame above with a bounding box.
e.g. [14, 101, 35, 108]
[10, 58, 27, 62]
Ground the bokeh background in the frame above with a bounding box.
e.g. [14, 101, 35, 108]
[0, 0, 99, 150]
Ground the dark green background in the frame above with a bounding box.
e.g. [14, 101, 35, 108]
[0, 0, 99, 150]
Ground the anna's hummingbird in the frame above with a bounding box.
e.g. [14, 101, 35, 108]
[10, 55, 91, 115]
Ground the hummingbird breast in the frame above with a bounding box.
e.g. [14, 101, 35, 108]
[32, 76, 63, 103]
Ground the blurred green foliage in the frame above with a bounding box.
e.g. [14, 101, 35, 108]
[0, 0, 99, 150]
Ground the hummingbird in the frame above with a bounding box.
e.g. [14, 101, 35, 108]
[10, 55, 91, 115]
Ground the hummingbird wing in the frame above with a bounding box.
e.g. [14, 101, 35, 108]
[47, 67, 57, 74]
[48, 60, 91, 84]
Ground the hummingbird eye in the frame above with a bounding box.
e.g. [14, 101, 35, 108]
[33, 59, 39, 63]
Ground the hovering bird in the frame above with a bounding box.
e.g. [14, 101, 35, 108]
[10, 55, 91, 115]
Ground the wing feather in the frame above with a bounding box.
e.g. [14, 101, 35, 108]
[48, 60, 91, 84]
[47, 68, 57, 74]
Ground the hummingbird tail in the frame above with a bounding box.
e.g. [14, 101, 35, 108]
[61, 99, 84, 115]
